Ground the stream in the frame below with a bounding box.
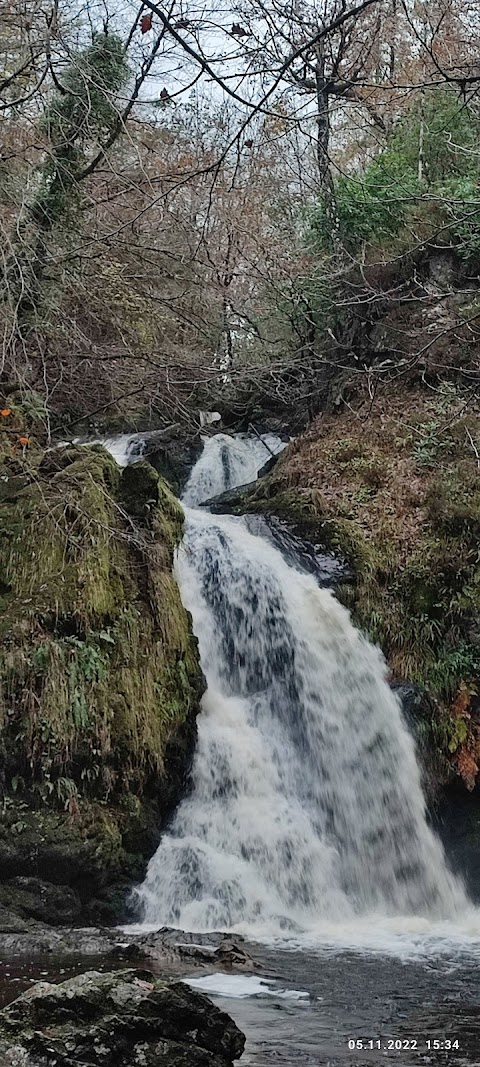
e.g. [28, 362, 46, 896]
[2, 430, 480, 1065]
[1, 937, 480, 1066]
[134, 431, 480, 1064]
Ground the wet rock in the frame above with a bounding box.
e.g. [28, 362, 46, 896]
[0, 925, 262, 983]
[392, 682, 449, 795]
[205, 482, 255, 510]
[136, 930, 262, 974]
[392, 682, 433, 728]
[257, 453, 282, 479]
[245, 515, 351, 587]
[0, 909, 29, 934]
[212, 940, 260, 971]
[0, 878, 81, 927]
[146, 437, 204, 495]
[0, 1041, 30, 1065]
[0, 968, 245, 1066]
[0, 925, 134, 959]
[435, 784, 480, 903]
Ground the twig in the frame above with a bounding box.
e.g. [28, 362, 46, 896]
[51, 386, 148, 437]
[248, 422, 277, 458]
[465, 427, 480, 469]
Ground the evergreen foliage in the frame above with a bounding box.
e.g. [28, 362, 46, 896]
[32, 33, 129, 231]
[309, 93, 480, 256]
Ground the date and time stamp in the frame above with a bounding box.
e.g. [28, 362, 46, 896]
[347, 1038, 460, 1053]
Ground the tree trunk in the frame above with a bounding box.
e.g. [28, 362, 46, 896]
[314, 39, 340, 247]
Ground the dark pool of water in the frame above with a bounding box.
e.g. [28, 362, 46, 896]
[1, 943, 479, 1067]
[224, 945, 480, 1066]
[0, 951, 138, 1008]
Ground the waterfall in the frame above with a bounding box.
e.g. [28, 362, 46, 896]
[135, 433, 467, 937]
[181, 431, 286, 506]
[72, 432, 145, 466]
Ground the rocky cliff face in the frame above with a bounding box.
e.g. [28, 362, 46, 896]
[0, 437, 204, 925]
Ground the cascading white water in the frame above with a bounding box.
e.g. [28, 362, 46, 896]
[135, 433, 467, 937]
[72, 432, 145, 466]
[181, 432, 286, 506]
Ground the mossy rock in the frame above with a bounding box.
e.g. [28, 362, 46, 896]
[0, 968, 246, 1067]
[0, 877, 81, 926]
[0, 440, 204, 921]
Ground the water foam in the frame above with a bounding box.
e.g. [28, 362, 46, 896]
[181, 432, 286, 506]
[182, 973, 309, 999]
[72, 432, 146, 466]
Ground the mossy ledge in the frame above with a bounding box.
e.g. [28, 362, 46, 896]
[0, 438, 204, 924]
[222, 387, 480, 792]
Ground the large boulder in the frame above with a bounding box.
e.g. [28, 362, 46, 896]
[0, 968, 245, 1067]
[0, 877, 81, 926]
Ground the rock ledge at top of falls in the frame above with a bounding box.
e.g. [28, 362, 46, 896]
[0, 968, 245, 1067]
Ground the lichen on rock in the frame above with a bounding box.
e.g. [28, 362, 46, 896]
[0, 968, 245, 1066]
[0, 434, 204, 922]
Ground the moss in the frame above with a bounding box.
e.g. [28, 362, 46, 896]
[233, 485, 372, 574]
[0, 446, 125, 628]
[0, 439, 203, 916]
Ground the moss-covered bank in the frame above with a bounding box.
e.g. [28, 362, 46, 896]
[0, 430, 203, 923]
[226, 386, 480, 791]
